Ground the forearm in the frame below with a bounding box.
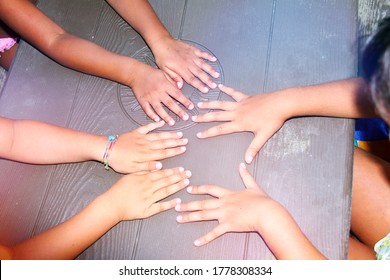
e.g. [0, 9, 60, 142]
[107, 0, 172, 47]
[0, 0, 139, 86]
[0, 118, 106, 164]
[279, 77, 378, 120]
[257, 203, 326, 260]
[9, 195, 119, 259]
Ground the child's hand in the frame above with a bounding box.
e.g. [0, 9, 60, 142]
[150, 37, 220, 94]
[192, 84, 290, 164]
[107, 121, 188, 174]
[128, 62, 194, 125]
[175, 163, 277, 246]
[103, 167, 192, 222]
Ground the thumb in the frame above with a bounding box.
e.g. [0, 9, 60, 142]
[244, 133, 268, 164]
[239, 163, 258, 189]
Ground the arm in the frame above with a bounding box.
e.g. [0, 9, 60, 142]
[0, 0, 191, 124]
[0, 117, 187, 173]
[175, 163, 326, 260]
[0, 167, 191, 259]
[193, 78, 378, 163]
[106, 0, 220, 92]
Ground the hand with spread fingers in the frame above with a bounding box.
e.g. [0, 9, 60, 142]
[107, 121, 188, 174]
[149, 36, 220, 94]
[128, 61, 194, 126]
[175, 163, 325, 260]
[192, 84, 290, 164]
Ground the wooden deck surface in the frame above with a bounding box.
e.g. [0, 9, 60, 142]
[0, 0, 357, 259]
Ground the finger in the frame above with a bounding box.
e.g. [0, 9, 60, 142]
[244, 133, 271, 164]
[162, 91, 193, 121]
[176, 208, 219, 223]
[146, 197, 182, 217]
[193, 223, 230, 246]
[146, 131, 183, 142]
[152, 175, 191, 202]
[238, 163, 258, 189]
[194, 48, 217, 63]
[187, 184, 232, 198]
[141, 102, 161, 122]
[196, 58, 220, 79]
[152, 169, 192, 191]
[147, 167, 185, 181]
[190, 62, 218, 89]
[192, 111, 233, 123]
[185, 72, 210, 94]
[218, 84, 247, 102]
[165, 80, 194, 111]
[131, 161, 163, 173]
[175, 197, 221, 212]
[148, 138, 188, 150]
[149, 146, 187, 161]
[150, 101, 176, 126]
[136, 121, 165, 134]
[196, 100, 237, 111]
[196, 123, 239, 139]
[163, 67, 184, 89]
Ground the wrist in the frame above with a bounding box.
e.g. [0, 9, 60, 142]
[147, 33, 174, 54]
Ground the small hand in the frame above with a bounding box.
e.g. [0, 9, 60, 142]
[150, 36, 220, 93]
[129, 62, 194, 125]
[109, 121, 188, 174]
[105, 166, 192, 221]
[176, 163, 274, 246]
[193, 84, 288, 164]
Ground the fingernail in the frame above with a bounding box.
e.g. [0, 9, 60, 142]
[187, 186, 193, 193]
[183, 114, 189, 121]
[196, 132, 202, 138]
[156, 162, 163, 170]
[175, 198, 181, 204]
[245, 155, 253, 164]
[179, 167, 184, 172]
[213, 72, 220, 78]
[203, 87, 209, 93]
[176, 215, 183, 221]
[188, 103, 194, 110]
[211, 56, 217, 62]
[177, 81, 183, 88]
[177, 131, 183, 137]
[184, 179, 190, 185]
[240, 162, 246, 169]
[185, 170, 192, 177]
[181, 146, 186, 152]
[192, 115, 197, 121]
[182, 138, 188, 144]
[218, 84, 223, 89]
[194, 240, 201, 246]
[168, 119, 175, 126]
[197, 102, 203, 108]
[154, 116, 161, 122]
[210, 82, 217, 89]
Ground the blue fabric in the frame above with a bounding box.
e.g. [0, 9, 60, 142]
[355, 118, 389, 141]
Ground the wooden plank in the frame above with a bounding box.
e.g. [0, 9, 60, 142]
[246, 0, 357, 259]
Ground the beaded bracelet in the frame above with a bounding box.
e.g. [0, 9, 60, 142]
[102, 135, 118, 170]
